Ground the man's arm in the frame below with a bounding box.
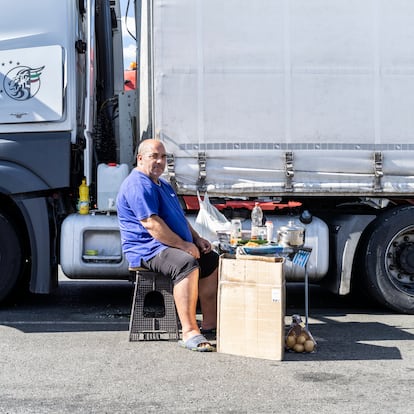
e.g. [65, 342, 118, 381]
[141, 215, 200, 258]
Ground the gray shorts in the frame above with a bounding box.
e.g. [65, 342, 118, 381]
[142, 248, 219, 285]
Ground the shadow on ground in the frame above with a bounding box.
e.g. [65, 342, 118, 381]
[1, 280, 412, 363]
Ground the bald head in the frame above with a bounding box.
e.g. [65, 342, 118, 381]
[136, 139, 167, 183]
[138, 139, 166, 155]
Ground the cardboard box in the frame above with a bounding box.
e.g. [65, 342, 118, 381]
[217, 254, 285, 360]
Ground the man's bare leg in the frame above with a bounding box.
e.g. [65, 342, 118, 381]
[198, 269, 218, 330]
[173, 269, 209, 345]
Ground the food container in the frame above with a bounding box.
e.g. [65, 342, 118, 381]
[216, 231, 231, 243]
[241, 230, 251, 241]
[277, 220, 305, 247]
[230, 219, 242, 239]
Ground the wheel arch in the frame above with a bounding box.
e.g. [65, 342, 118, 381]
[0, 162, 57, 296]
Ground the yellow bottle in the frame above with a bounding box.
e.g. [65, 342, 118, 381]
[78, 178, 89, 215]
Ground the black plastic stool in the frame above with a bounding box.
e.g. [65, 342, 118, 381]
[129, 268, 180, 341]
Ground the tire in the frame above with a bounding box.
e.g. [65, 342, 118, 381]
[362, 206, 414, 314]
[0, 213, 24, 303]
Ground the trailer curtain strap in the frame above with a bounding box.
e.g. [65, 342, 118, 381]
[285, 151, 294, 192]
[166, 153, 178, 191]
[197, 152, 207, 191]
[374, 151, 383, 192]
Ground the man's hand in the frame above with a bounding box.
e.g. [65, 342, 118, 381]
[194, 237, 212, 255]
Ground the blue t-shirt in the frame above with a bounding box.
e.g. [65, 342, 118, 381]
[116, 169, 192, 268]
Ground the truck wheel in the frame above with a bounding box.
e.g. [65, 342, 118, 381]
[362, 206, 414, 314]
[0, 213, 23, 303]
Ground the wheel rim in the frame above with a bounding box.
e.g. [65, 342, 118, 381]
[385, 225, 414, 296]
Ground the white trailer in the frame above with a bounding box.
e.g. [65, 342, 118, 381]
[137, 0, 414, 313]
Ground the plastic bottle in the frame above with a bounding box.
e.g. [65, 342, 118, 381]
[78, 178, 90, 215]
[251, 202, 263, 226]
[251, 202, 263, 239]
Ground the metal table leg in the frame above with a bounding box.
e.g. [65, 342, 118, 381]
[304, 263, 309, 330]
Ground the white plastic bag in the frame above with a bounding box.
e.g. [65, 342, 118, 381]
[194, 192, 231, 242]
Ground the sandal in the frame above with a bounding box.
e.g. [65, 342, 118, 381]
[179, 334, 215, 352]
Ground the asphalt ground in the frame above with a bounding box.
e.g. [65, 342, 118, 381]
[0, 276, 413, 414]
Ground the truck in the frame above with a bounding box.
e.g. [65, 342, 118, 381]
[1, 0, 414, 314]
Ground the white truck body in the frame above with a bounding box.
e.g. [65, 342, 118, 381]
[1, 0, 414, 314]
